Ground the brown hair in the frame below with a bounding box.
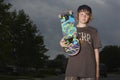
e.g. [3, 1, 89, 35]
[76, 5, 93, 23]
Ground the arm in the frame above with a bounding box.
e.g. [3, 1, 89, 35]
[94, 49, 99, 80]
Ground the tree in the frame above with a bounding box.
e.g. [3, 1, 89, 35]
[100, 45, 120, 72]
[54, 54, 68, 73]
[47, 54, 68, 74]
[0, 0, 49, 70]
[0, 0, 13, 66]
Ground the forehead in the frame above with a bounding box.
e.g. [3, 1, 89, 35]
[79, 9, 91, 15]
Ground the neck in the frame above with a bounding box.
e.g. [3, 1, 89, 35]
[77, 23, 87, 28]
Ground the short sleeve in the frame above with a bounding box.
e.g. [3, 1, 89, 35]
[92, 30, 102, 49]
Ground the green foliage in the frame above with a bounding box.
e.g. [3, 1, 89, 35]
[47, 54, 68, 75]
[0, 0, 13, 65]
[0, 0, 49, 70]
[100, 45, 120, 72]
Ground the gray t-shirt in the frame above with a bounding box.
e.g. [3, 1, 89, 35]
[65, 26, 102, 78]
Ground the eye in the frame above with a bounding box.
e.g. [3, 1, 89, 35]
[79, 13, 84, 16]
[81, 13, 84, 15]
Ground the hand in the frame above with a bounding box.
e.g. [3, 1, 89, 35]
[96, 76, 99, 80]
[96, 69, 99, 80]
[96, 77, 99, 80]
[59, 37, 68, 48]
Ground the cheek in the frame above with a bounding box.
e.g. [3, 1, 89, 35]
[85, 16, 90, 21]
[78, 15, 83, 21]
[77, 14, 90, 21]
[76, 13, 79, 20]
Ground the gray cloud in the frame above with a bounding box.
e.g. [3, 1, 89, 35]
[8, 0, 120, 59]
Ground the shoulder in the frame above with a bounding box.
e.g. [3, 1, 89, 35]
[88, 26, 98, 33]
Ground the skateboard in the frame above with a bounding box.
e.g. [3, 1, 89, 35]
[58, 10, 80, 56]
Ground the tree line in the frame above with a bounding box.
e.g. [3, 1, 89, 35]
[0, 0, 120, 78]
[0, 0, 68, 77]
[100, 45, 120, 72]
[0, 0, 49, 77]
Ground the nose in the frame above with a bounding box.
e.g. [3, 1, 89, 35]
[82, 14, 87, 18]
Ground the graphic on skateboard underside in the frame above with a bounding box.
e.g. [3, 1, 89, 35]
[59, 11, 80, 56]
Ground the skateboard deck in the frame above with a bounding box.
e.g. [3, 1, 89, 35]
[58, 11, 80, 56]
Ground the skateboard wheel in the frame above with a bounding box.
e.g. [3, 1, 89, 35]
[69, 10, 73, 14]
[58, 14, 61, 18]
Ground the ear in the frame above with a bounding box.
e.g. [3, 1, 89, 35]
[89, 14, 93, 22]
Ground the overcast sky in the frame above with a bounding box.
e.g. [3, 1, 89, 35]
[7, 0, 120, 59]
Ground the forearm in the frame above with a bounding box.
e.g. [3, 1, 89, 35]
[94, 49, 100, 79]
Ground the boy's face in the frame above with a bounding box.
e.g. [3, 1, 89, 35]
[78, 10, 90, 24]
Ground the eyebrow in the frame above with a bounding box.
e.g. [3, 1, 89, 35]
[80, 10, 91, 15]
